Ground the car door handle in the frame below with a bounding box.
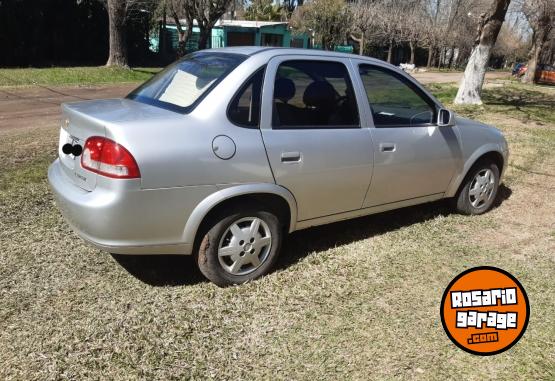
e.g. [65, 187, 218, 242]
[281, 151, 302, 163]
[380, 143, 396, 152]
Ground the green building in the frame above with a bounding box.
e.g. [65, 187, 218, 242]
[151, 20, 312, 55]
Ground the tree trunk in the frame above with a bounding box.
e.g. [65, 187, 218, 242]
[523, 37, 541, 84]
[160, 6, 167, 59]
[447, 45, 455, 68]
[427, 45, 434, 68]
[409, 40, 416, 65]
[454, 0, 511, 105]
[523, 14, 550, 84]
[172, 12, 193, 57]
[387, 39, 394, 63]
[198, 27, 211, 50]
[437, 47, 443, 69]
[106, 0, 128, 67]
[322, 35, 333, 51]
[349, 33, 365, 55]
[198, 31, 209, 50]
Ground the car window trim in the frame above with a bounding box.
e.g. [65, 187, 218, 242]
[358, 63, 439, 128]
[226, 65, 267, 129]
[272, 124, 362, 130]
[270, 59, 361, 130]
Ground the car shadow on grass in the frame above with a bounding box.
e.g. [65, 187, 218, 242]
[111, 254, 206, 287]
[112, 184, 512, 287]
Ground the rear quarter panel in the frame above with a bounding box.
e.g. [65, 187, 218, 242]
[106, 56, 275, 190]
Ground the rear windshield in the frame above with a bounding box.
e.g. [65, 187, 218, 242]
[127, 52, 246, 113]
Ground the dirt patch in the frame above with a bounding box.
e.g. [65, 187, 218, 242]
[0, 84, 137, 131]
[411, 71, 509, 84]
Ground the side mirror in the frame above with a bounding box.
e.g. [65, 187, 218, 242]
[438, 108, 455, 127]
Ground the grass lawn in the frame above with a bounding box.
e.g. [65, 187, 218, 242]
[0, 66, 161, 87]
[0, 82, 554, 379]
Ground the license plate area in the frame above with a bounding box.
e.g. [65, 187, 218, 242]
[58, 127, 96, 191]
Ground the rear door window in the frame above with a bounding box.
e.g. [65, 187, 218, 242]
[272, 60, 359, 129]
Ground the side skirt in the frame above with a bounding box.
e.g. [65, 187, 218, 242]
[294, 193, 445, 231]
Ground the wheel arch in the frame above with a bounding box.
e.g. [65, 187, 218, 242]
[182, 184, 298, 246]
[445, 145, 505, 198]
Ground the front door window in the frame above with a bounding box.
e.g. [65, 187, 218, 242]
[358, 64, 437, 127]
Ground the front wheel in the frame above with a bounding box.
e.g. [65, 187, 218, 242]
[196, 207, 282, 287]
[452, 160, 500, 215]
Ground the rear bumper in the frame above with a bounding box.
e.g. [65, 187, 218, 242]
[48, 159, 215, 255]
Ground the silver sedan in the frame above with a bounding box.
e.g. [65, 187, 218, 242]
[48, 47, 509, 286]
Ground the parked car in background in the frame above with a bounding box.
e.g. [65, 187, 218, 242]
[512, 63, 525, 76]
[48, 47, 509, 286]
[512, 63, 528, 78]
[535, 64, 555, 85]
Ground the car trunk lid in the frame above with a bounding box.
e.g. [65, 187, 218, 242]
[58, 103, 109, 191]
[58, 99, 172, 191]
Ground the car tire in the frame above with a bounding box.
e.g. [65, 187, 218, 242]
[196, 206, 282, 287]
[452, 160, 500, 215]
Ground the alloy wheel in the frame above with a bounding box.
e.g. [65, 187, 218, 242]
[469, 168, 495, 208]
[217, 217, 272, 276]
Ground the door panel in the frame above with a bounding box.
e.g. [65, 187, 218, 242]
[260, 57, 373, 221]
[364, 126, 460, 207]
[355, 62, 461, 207]
[263, 128, 373, 220]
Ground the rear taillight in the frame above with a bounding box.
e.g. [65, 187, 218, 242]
[81, 136, 140, 179]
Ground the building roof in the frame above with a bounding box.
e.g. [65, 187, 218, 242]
[169, 19, 289, 29]
[202, 46, 377, 61]
[215, 20, 289, 28]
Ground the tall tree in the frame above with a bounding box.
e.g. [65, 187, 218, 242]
[106, 0, 129, 66]
[170, 0, 232, 52]
[194, 0, 233, 49]
[169, 0, 195, 56]
[290, 0, 351, 50]
[521, 0, 555, 83]
[454, 0, 511, 105]
[349, 0, 376, 55]
[105, 0, 157, 66]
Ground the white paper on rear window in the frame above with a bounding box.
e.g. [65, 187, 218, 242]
[159, 70, 216, 107]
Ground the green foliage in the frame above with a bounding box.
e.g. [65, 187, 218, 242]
[0, 67, 161, 87]
[290, 0, 351, 50]
[244, 0, 284, 21]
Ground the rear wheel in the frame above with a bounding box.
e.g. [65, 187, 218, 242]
[453, 160, 500, 215]
[196, 207, 282, 287]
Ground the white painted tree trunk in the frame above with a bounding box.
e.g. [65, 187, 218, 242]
[454, 0, 511, 105]
[454, 43, 491, 105]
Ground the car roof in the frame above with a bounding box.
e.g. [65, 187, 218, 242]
[201, 46, 385, 64]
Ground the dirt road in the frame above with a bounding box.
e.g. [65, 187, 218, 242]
[0, 84, 137, 131]
[411, 70, 509, 84]
[0, 71, 510, 131]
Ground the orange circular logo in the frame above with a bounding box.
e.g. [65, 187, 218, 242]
[440, 267, 529, 356]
